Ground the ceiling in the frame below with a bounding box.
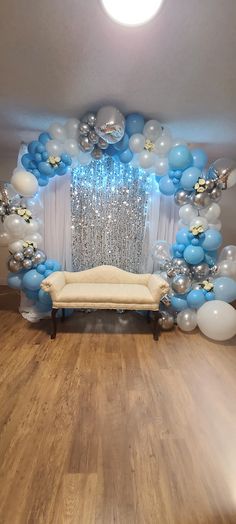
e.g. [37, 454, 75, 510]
[0, 0, 236, 160]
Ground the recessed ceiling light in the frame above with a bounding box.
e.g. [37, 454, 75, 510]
[101, 0, 164, 27]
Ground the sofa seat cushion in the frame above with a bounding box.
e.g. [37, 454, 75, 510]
[56, 283, 155, 305]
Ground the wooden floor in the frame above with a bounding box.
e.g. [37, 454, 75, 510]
[0, 288, 236, 524]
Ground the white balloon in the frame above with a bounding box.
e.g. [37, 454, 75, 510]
[24, 219, 39, 234]
[24, 232, 43, 248]
[189, 216, 209, 231]
[178, 219, 187, 229]
[48, 122, 66, 142]
[143, 120, 162, 141]
[197, 300, 236, 341]
[219, 245, 236, 262]
[64, 139, 80, 157]
[208, 219, 222, 231]
[9, 239, 25, 253]
[200, 202, 221, 222]
[64, 118, 80, 140]
[46, 140, 63, 156]
[217, 259, 236, 279]
[0, 231, 10, 246]
[179, 204, 198, 225]
[154, 132, 172, 156]
[154, 156, 169, 175]
[78, 152, 92, 165]
[228, 168, 236, 188]
[129, 133, 145, 153]
[21, 196, 43, 216]
[11, 170, 38, 198]
[139, 150, 155, 169]
[4, 214, 26, 239]
[177, 309, 198, 332]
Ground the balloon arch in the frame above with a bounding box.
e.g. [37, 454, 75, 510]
[0, 106, 236, 341]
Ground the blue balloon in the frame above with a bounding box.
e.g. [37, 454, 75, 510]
[21, 153, 33, 170]
[187, 289, 206, 309]
[61, 153, 72, 166]
[205, 291, 215, 301]
[35, 300, 51, 313]
[200, 229, 222, 251]
[7, 272, 23, 290]
[171, 295, 188, 312]
[32, 169, 41, 179]
[159, 176, 175, 195]
[191, 148, 208, 170]
[51, 260, 62, 271]
[23, 288, 39, 301]
[39, 132, 51, 145]
[38, 161, 54, 177]
[113, 133, 129, 152]
[44, 270, 53, 277]
[37, 264, 46, 275]
[191, 238, 200, 246]
[168, 146, 193, 171]
[176, 227, 190, 247]
[35, 143, 45, 154]
[45, 260, 54, 270]
[125, 113, 145, 136]
[38, 289, 52, 306]
[56, 163, 67, 176]
[184, 245, 205, 264]
[38, 176, 49, 187]
[28, 140, 41, 155]
[119, 148, 133, 164]
[22, 269, 44, 291]
[180, 167, 202, 190]
[105, 145, 117, 157]
[214, 277, 236, 303]
[34, 153, 43, 163]
[42, 151, 49, 161]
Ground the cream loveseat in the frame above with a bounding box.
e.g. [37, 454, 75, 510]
[41, 265, 169, 340]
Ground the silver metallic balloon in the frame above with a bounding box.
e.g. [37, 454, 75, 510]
[191, 263, 210, 281]
[205, 179, 216, 192]
[0, 202, 7, 216]
[172, 258, 190, 271]
[31, 249, 46, 266]
[190, 191, 210, 209]
[8, 257, 22, 272]
[23, 246, 34, 258]
[82, 112, 97, 128]
[22, 258, 33, 270]
[95, 105, 125, 144]
[91, 147, 103, 160]
[13, 251, 24, 262]
[191, 282, 203, 290]
[79, 122, 90, 136]
[158, 311, 175, 331]
[208, 158, 236, 189]
[98, 137, 109, 150]
[79, 136, 94, 153]
[209, 186, 222, 202]
[88, 130, 99, 145]
[171, 274, 192, 295]
[174, 189, 190, 206]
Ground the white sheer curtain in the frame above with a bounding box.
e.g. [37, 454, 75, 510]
[140, 178, 178, 272]
[41, 173, 72, 269]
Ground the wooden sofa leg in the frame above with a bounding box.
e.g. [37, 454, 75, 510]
[51, 308, 58, 340]
[153, 310, 161, 341]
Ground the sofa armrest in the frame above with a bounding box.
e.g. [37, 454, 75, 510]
[41, 271, 66, 301]
[147, 274, 169, 304]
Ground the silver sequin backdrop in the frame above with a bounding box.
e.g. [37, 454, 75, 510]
[71, 157, 152, 272]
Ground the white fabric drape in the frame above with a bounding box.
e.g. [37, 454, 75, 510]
[140, 178, 178, 273]
[41, 173, 72, 270]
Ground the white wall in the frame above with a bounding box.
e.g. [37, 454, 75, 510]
[0, 157, 236, 284]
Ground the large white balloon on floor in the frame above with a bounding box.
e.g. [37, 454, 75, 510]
[197, 300, 236, 341]
[11, 170, 38, 197]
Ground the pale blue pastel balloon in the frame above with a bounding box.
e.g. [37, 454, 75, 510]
[119, 148, 133, 164]
[191, 148, 208, 169]
[168, 145, 193, 171]
[214, 277, 236, 303]
[180, 167, 202, 190]
[187, 289, 206, 309]
[7, 272, 24, 290]
[176, 227, 190, 246]
[184, 245, 205, 264]
[125, 113, 145, 136]
[39, 132, 51, 145]
[201, 229, 222, 251]
[159, 176, 175, 195]
[38, 289, 52, 306]
[35, 300, 52, 312]
[22, 270, 44, 291]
